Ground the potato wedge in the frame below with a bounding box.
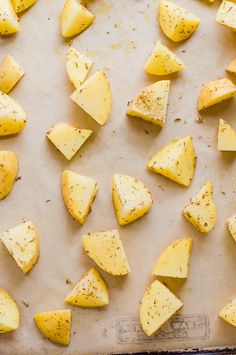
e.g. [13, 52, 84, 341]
[82, 229, 130, 276]
[66, 47, 93, 88]
[61, 0, 94, 38]
[140, 280, 183, 336]
[0, 91, 26, 135]
[217, 1, 236, 32]
[158, 0, 200, 42]
[0, 151, 18, 199]
[62, 170, 98, 224]
[46, 122, 92, 160]
[198, 78, 236, 111]
[0, 55, 24, 93]
[219, 298, 236, 327]
[183, 181, 216, 233]
[11, 0, 37, 13]
[71, 71, 112, 125]
[226, 57, 236, 74]
[34, 309, 71, 345]
[147, 136, 196, 187]
[112, 174, 153, 225]
[0, 0, 19, 36]
[145, 41, 185, 75]
[218, 119, 236, 151]
[0, 288, 20, 333]
[227, 214, 236, 242]
[0, 221, 39, 273]
[152, 238, 192, 278]
[127, 80, 170, 127]
[65, 267, 109, 307]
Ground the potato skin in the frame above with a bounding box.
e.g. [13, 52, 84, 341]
[0, 151, 18, 199]
[0, 0, 20, 36]
[11, 0, 37, 13]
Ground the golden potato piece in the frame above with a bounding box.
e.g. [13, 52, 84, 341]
[66, 47, 93, 88]
[147, 136, 196, 187]
[0, 91, 26, 135]
[218, 119, 236, 151]
[0, 0, 19, 36]
[158, 0, 200, 42]
[152, 238, 192, 278]
[34, 309, 71, 345]
[0, 288, 20, 333]
[140, 280, 183, 336]
[227, 214, 236, 242]
[219, 298, 236, 327]
[0, 55, 24, 93]
[82, 229, 130, 276]
[226, 57, 236, 74]
[183, 181, 216, 233]
[198, 78, 236, 111]
[11, 0, 37, 13]
[217, 1, 236, 32]
[112, 174, 153, 225]
[65, 268, 109, 307]
[0, 151, 18, 199]
[61, 0, 94, 38]
[127, 80, 170, 127]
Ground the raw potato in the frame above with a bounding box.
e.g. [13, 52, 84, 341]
[198, 78, 236, 111]
[145, 41, 185, 75]
[71, 71, 112, 125]
[112, 174, 153, 225]
[0, 151, 18, 199]
[183, 181, 216, 233]
[46, 122, 92, 160]
[0, 55, 24, 93]
[82, 229, 130, 276]
[140, 280, 183, 336]
[219, 299, 236, 327]
[34, 309, 71, 345]
[227, 214, 236, 242]
[226, 57, 236, 74]
[152, 238, 192, 278]
[0, 0, 19, 36]
[11, 0, 37, 13]
[62, 170, 98, 224]
[147, 136, 196, 187]
[0, 221, 40, 273]
[66, 47, 94, 88]
[0, 288, 20, 333]
[158, 0, 200, 42]
[127, 80, 170, 127]
[61, 0, 94, 38]
[65, 267, 109, 307]
[217, 1, 236, 32]
[218, 119, 236, 151]
[0, 91, 26, 135]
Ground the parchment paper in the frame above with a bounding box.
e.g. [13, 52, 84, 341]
[0, 0, 236, 353]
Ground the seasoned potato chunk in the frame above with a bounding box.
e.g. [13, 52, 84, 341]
[0, 0, 19, 36]
[65, 268, 109, 307]
[217, 1, 236, 31]
[66, 47, 93, 88]
[219, 298, 236, 327]
[0, 91, 26, 135]
[226, 57, 236, 74]
[11, 0, 37, 13]
[0, 55, 24, 93]
[0, 151, 18, 199]
[227, 214, 236, 242]
[82, 229, 130, 276]
[0, 288, 20, 333]
[218, 119, 236, 151]
[147, 136, 196, 187]
[140, 280, 183, 336]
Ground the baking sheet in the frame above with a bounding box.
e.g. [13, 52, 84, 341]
[1, 0, 236, 353]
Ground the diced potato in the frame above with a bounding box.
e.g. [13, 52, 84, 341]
[183, 181, 216, 233]
[147, 136, 196, 187]
[0, 288, 20, 333]
[61, 0, 94, 38]
[0, 91, 26, 135]
[226, 57, 236, 74]
[0, 221, 39, 273]
[62, 170, 98, 224]
[34, 310, 71, 345]
[145, 41, 185, 75]
[65, 267, 109, 307]
[0, 55, 24, 93]
[127, 80, 170, 127]
[66, 47, 93, 88]
[227, 214, 236, 242]
[0, 151, 18, 199]
[71, 71, 112, 125]
[217, 1, 236, 32]
[158, 0, 200, 42]
[82, 229, 130, 276]
[112, 174, 153, 225]
[198, 78, 236, 111]
[46, 122, 92, 160]
[219, 298, 236, 327]
[140, 280, 183, 336]
[218, 119, 236, 151]
[11, 0, 37, 13]
[152, 238, 192, 278]
[0, 0, 19, 36]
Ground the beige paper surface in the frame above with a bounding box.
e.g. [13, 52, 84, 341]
[1, 0, 236, 353]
